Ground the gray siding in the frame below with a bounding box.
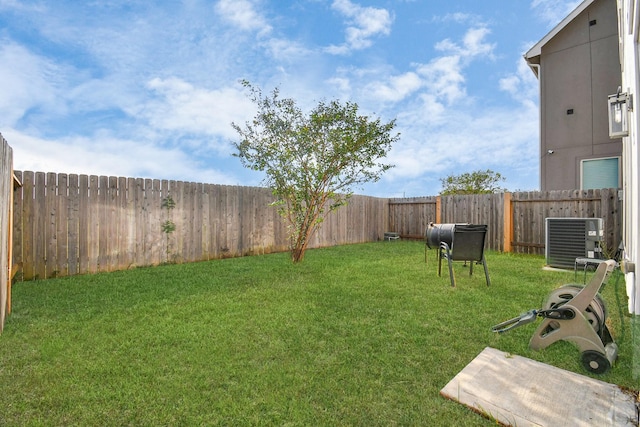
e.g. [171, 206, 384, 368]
[536, 0, 621, 191]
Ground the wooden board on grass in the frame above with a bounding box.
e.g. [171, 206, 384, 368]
[440, 347, 638, 426]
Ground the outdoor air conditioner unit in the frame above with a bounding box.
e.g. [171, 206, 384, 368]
[545, 217, 603, 269]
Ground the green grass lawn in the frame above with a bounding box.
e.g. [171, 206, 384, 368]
[1, 241, 637, 426]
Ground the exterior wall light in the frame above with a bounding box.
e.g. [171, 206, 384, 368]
[608, 88, 632, 138]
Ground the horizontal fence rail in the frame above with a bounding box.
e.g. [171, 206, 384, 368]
[12, 171, 388, 280]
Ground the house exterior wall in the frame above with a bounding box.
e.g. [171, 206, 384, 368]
[537, 0, 622, 191]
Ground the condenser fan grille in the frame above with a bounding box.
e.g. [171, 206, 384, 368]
[545, 218, 603, 268]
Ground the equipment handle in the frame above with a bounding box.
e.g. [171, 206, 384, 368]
[491, 310, 538, 334]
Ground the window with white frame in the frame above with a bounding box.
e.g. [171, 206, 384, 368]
[581, 157, 620, 189]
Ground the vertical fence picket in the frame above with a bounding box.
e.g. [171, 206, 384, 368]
[116, 176, 127, 270]
[218, 185, 229, 257]
[97, 176, 107, 272]
[151, 178, 160, 265]
[20, 172, 33, 280]
[192, 182, 202, 261]
[78, 175, 89, 274]
[125, 177, 136, 268]
[45, 173, 57, 278]
[133, 178, 145, 268]
[12, 171, 23, 281]
[159, 180, 171, 264]
[212, 183, 222, 255]
[201, 183, 211, 259]
[174, 180, 186, 263]
[176, 181, 187, 263]
[87, 176, 98, 273]
[33, 172, 46, 280]
[56, 173, 68, 277]
[67, 174, 79, 276]
[141, 179, 153, 266]
[105, 176, 117, 271]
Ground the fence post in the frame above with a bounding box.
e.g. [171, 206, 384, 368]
[436, 196, 441, 224]
[503, 192, 512, 252]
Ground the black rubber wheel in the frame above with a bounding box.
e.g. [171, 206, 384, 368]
[581, 350, 611, 374]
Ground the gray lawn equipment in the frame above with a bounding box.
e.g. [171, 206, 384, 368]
[492, 259, 618, 374]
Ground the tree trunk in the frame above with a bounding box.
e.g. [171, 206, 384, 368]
[290, 221, 315, 263]
[291, 247, 305, 263]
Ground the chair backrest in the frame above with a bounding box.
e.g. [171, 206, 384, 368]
[450, 224, 487, 261]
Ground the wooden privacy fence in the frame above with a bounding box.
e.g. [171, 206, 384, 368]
[10, 169, 622, 281]
[388, 188, 622, 255]
[388, 196, 438, 240]
[12, 171, 388, 280]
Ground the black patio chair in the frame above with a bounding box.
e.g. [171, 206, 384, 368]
[438, 224, 490, 287]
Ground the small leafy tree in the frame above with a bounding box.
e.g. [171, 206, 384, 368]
[232, 81, 398, 263]
[440, 169, 506, 195]
[161, 195, 176, 262]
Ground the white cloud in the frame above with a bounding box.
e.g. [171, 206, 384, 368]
[444, 12, 474, 23]
[0, 41, 63, 127]
[531, 0, 583, 27]
[461, 27, 495, 58]
[386, 101, 539, 188]
[326, 0, 393, 53]
[0, 0, 44, 13]
[435, 26, 495, 59]
[432, 12, 482, 25]
[143, 78, 255, 141]
[499, 57, 540, 105]
[365, 72, 423, 103]
[264, 38, 312, 61]
[416, 56, 466, 105]
[415, 26, 495, 105]
[326, 76, 352, 95]
[414, 93, 447, 123]
[499, 75, 520, 95]
[215, 0, 272, 36]
[329, 25, 496, 108]
[324, 43, 350, 56]
[6, 129, 238, 184]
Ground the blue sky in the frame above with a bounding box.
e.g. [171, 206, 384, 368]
[0, 0, 582, 197]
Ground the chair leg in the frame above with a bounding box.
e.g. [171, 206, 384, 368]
[446, 248, 456, 287]
[482, 256, 490, 286]
[438, 242, 449, 277]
